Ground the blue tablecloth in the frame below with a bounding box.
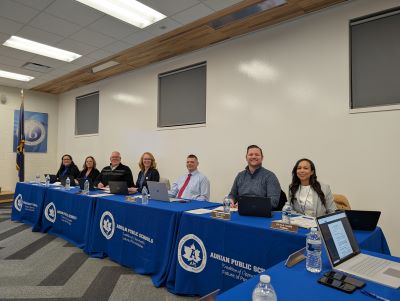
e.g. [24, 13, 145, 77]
[86, 196, 218, 287]
[217, 250, 400, 301]
[11, 182, 47, 231]
[41, 186, 96, 249]
[166, 211, 390, 296]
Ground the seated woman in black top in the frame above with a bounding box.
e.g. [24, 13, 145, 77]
[56, 154, 80, 181]
[136, 152, 160, 192]
[76, 156, 100, 184]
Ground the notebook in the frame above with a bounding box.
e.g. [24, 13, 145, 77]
[317, 211, 400, 288]
[345, 210, 381, 231]
[196, 289, 220, 301]
[108, 181, 128, 195]
[237, 196, 272, 217]
[147, 181, 183, 202]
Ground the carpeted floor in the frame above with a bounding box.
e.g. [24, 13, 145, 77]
[0, 203, 196, 301]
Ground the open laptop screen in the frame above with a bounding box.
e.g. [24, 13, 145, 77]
[317, 212, 360, 266]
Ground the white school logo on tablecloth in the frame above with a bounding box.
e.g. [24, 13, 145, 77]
[100, 211, 115, 240]
[178, 234, 207, 273]
[44, 202, 56, 223]
[14, 194, 23, 212]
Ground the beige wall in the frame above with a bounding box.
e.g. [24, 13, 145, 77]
[57, 0, 400, 255]
[0, 85, 58, 191]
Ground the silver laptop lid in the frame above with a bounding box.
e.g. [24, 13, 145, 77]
[317, 211, 361, 267]
[147, 181, 170, 201]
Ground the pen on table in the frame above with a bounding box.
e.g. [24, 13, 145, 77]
[301, 216, 314, 220]
[361, 289, 391, 301]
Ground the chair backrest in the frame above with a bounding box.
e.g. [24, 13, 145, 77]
[333, 193, 351, 210]
[159, 177, 171, 190]
[276, 190, 287, 211]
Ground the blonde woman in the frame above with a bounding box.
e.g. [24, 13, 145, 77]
[136, 152, 160, 192]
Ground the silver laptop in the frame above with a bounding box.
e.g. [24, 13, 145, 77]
[317, 211, 400, 288]
[147, 181, 182, 202]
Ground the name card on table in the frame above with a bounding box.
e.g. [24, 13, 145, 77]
[211, 210, 231, 220]
[271, 221, 298, 233]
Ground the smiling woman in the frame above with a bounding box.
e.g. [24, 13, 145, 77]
[288, 158, 337, 217]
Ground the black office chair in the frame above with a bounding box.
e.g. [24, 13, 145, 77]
[275, 190, 287, 211]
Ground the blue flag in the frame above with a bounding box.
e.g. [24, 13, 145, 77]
[16, 97, 25, 182]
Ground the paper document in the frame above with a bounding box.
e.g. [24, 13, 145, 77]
[214, 206, 238, 212]
[187, 208, 213, 214]
[289, 215, 317, 228]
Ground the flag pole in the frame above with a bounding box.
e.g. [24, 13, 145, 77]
[16, 89, 25, 182]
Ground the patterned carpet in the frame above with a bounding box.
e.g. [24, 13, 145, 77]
[0, 203, 196, 301]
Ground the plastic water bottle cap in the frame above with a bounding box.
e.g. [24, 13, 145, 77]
[260, 275, 270, 283]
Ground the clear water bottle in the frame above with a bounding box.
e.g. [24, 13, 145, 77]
[282, 202, 292, 224]
[223, 196, 231, 214]
[252, 275, 277, 301]
[45, 174, 50, 187]
[35, 174, 40, 184]
[142, 186, 149, 205]
[83, 179, 90, 195]
[65, 177, 71, 190]
[306, 227, 322, 273]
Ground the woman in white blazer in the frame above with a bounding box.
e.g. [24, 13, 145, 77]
[288, 158, 336, 217]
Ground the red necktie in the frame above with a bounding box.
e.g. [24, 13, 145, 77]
[177, 174, 191, 198]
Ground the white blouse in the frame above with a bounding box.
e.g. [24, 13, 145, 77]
[296, 185, 314, 216]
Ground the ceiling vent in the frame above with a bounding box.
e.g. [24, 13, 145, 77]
[209, 0, 287, 30]
[22, 62, 52, 73]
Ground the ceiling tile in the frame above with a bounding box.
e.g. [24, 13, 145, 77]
[15, 0, 54, 11]
[142, 0, 200, 16]
[0, 0, 40, 23]
[29, 12, 80, 37]
[0, 77, 26, 88]
[201, 0, 242, 11]
[145, 18, 182, 36]
[86, 49, 114, 61]
[0, 63, 42, 77]
[0, 18, 24, 35]
[70, 56, 98, 68]
[70, 28, 116, 48]
[58, 63, 80, 72]
[0, 33, 10, 44]
[45, 0, 103, 27]
[103, 41, 132, 54]
[16, 25, 64, 45]
[87, 15, 138, 40]
[56, 39, 96, 55]
[171, 3, 214, 25]
[123, 31, 155, 47]
[0, 46, 35, 62]
[29, 55, 66, 68]
[0, 55, 26, 68]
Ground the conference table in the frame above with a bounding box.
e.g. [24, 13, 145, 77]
[216, 250, 400, 301]
[11, 182, 47, 231]
[166, 211, 390, 296]
[85, 195, 219, 286]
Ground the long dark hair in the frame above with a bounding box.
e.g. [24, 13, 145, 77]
[58, 154, 77, 172]
[289, 158, 326, 207]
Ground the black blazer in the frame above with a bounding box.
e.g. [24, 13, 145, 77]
[77, 168, 100, 183]
[136, 168, 160, 192]
[56, 164, 80, 181]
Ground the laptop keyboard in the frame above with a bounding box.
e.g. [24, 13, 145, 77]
[350, 256, 391, 276]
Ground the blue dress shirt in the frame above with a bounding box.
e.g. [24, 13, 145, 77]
[169, 170, 210, 201]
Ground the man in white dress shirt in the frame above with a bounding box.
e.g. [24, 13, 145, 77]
[169, 154, 210, 201]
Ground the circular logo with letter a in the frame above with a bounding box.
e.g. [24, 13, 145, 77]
[178, 234, 207, 273]
[100, 211, 115, 240]
[14, 194, 23, 212]
[44, 202, 56, 223]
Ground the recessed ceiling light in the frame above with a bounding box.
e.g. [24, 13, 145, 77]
[0, 70, 34, 82]
[3, 36, 81, 62]
[76, 0, 166, 28]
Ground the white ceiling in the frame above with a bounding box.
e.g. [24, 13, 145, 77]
[0, 0, 242, 91]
